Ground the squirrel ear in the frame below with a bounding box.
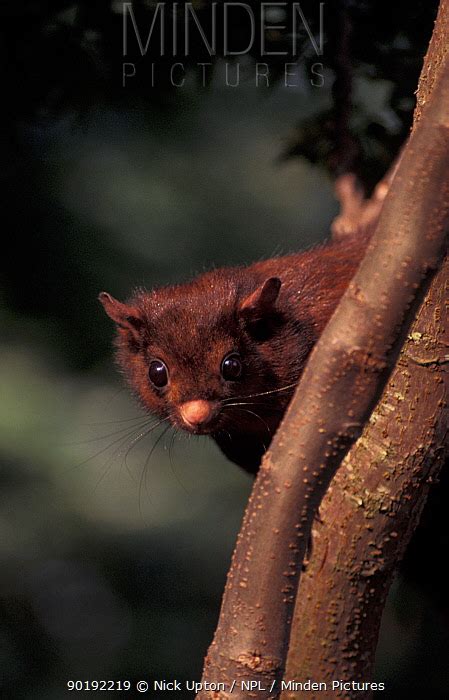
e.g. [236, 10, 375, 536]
[239, 277, 281, 319]
[98, 292, 143, 335]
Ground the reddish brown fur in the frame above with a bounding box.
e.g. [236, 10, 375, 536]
[100, 236, 367, 473]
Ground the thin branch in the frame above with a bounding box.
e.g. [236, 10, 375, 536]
[330, 153, 402, 242]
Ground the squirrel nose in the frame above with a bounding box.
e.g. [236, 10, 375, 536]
[179, 400, 215, 428]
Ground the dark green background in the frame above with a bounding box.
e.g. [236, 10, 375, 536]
[1, 2, 448, 698]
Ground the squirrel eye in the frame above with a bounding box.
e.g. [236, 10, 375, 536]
[221, 353, 242, 381]
[148, 359, 169, 388]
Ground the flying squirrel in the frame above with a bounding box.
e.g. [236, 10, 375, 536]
[100, 235, 366, 473]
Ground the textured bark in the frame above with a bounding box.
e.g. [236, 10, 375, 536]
[282, 256, 449, 699]
[414, 0, 449, 126]
[282, 4, 449, 697]
[196, 4, 449, 698]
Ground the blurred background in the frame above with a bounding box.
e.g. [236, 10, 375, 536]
[1, 1, 448, 698]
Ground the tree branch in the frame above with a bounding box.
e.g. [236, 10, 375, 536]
[282, 253, 449, 698]
[281, 2, 449, 695]
[330, 158, 401, 243]
[196, 4, 449, 697]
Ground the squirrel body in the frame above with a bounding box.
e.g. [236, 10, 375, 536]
[100, 236, 366, 473]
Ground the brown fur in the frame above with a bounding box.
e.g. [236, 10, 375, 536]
[100, 236, 367, 473]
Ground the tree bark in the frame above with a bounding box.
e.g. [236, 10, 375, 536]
[196, 3, 449, 698]
[282, 255, 449, 699]
[283, 3, 449, 696]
